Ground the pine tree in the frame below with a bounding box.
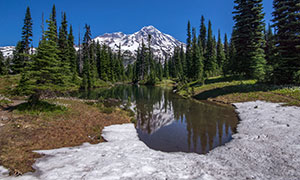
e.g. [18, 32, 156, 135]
[272, 0, 300, 84]
[205, 20, 217, 77]
[12, 41, 24, 74]
[199, 15, 207, 53]
[51, 5, 58, 42]
[186, 21, 192, 79]
[216, 30, 226, 74]
[12, 7, 33, 74]
[22, 6, 33, 56]
[58, 12, 71, 83]
[81, 24, 92, 90]
[19, 13, 65, 105]
[264, 24, 275, 65]
[223, 33, 230, 75]
[191, 28, 204, 81]
[100, 45, 109, 81]
[233, 0, 266, 80]
[68, 25, 77, 80]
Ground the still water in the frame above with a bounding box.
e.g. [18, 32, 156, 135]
[73, 85, 239, 154]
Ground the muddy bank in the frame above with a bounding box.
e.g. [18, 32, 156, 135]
[1, 101, 300, 179]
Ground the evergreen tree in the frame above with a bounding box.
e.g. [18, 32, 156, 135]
[186, 21, 192, 79]
[216, 30, 226, 74]
[51, 4, 58, 42]
[22, 6, 33, 56]
[199, 15, 207, 53]
[205, 20, 217, 77]
[223, 33, 230, 75]
[233, 0, 266, 80]
[58, 12, 71, 83]
[191, 28, 204, 81]
[100, 45, 109, 81]
[12, 7, 33, 74]
[19, 13, 65, 105]
[12, 41, 25, 74]
[180, 44, 186, 79]
[264, 24, 275, 65]
[68, 25, 77, 80]
[81, 24, 93, 90]
[272, 0, 300, 84]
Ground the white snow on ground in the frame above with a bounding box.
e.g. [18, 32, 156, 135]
[1, 101, 300, 179]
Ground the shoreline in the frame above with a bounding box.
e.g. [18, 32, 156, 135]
[1, 100, 299, 179]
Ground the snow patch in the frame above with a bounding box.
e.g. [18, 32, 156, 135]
[1, 101, 300, 179]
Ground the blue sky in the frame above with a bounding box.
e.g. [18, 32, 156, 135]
[0, 0, 273, 47]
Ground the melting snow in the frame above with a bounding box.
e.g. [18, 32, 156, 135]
[1, 101, 300, 179]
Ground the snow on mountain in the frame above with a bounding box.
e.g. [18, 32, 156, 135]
[93, 26, 185, 64]
[0, 46, 36, 59]
[0, 46, 15, 58]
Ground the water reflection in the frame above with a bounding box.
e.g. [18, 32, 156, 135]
[72, 85, 238, 154]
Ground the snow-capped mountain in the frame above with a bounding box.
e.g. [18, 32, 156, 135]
[0, 46, 36, 59]
[0, 46, 15, 58]
[93, 26, 185, 64]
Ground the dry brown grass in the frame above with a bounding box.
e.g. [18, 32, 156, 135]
[0, 99, 130, 175]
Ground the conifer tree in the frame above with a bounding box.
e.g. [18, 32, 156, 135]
[264, 24, 275, 65]
[19, 13, 65, 105]
[22, 7, 33, 56]
[58, 12, 71, 83]
[205, 20, 217, 77]
[216, 30, 226, 74]
[233, 0, 266, 80]
[12, 7, 33, 74]
[81, 24, 93, 90]
[191, 28, 204, 81]
[12, 41, 25, 74]
[68, 25, 77, 80]
[51, 5, 58, 42]
[272, 0, 300, 84]
[223, 33, 230, 75]
[199, 16, 207, 53]
[186, 21, 192, 79]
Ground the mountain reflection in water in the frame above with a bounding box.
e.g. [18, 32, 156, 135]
[73, 85, 238, 154]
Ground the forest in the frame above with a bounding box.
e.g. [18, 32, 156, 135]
[0, 0, 299, 105]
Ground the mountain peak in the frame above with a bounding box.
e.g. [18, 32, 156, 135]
[93, 26, 185, 64]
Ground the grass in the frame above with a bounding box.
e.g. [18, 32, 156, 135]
[178, 76, 300, 106]
[14, 101, 67, 116]
[0, 99, 130, 175]
[155, 79, 176, 87]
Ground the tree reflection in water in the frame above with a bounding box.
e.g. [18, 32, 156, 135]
[73, 85, 238, 154]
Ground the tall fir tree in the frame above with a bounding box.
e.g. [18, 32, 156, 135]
[205, 20, 217, 77]
[19, 13, 65, 105]
[81, 24, 93, 90]
[12, 7, 33, 74]
[191, 28, 204, 81]
[272, 0, 300, 84]
[58, 12, 71, 83]
[22, 7, 33, 56]
[186, 21, 192, 79]
[223, 33, 230, 75]
[51, 4, 58, 42]
[216, 30, 226, 74]
[68, 25, 78, 80]
[233, 0, 266, 80]
[199, 15, 207, 53]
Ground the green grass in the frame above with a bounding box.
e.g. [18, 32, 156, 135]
[14, 101, 67, 116]
[177, 76, 300, 106]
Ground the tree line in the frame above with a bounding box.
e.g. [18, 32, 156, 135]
[160, 0, 300, 85]
[0, 0, 299, 105]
